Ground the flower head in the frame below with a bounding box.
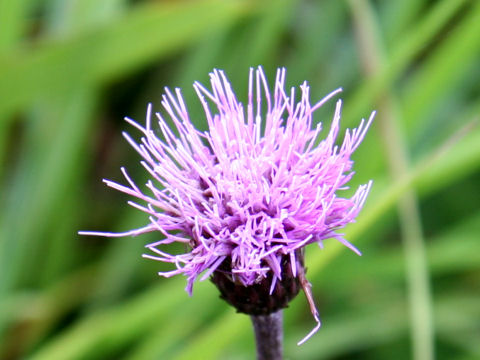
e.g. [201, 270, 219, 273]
[80, 67, 374, 343]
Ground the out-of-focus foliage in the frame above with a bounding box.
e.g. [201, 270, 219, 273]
[1, 0, 479, 359]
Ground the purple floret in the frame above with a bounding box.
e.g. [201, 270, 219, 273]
[80, 67, 374, 343]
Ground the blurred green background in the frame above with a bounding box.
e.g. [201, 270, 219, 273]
[1, 0, 479, 359]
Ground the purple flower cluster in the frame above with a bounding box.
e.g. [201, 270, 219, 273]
[81, 67, 374, 340]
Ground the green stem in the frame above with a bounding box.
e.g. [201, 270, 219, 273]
[348, 1, 434, 360]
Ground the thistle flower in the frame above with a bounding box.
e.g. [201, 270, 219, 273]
[80, 67, 374, 345]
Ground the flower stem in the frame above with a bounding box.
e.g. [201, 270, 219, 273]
[250, 310, 283, 360]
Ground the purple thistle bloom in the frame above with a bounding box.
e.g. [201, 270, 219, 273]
[80, 67, 374, 344]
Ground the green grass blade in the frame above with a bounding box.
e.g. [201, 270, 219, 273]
[0, 0, 255, 120]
